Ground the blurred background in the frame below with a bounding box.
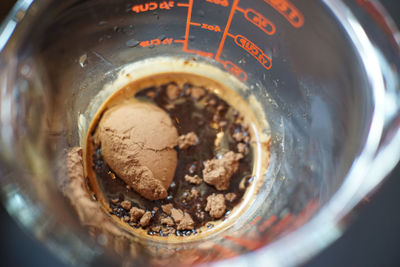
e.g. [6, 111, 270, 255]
[0, 0, 399, 266]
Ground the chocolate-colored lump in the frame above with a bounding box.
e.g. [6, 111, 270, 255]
[178, 132, 199, 149]
[94, 102, 178, 200]
[205, 194, 226, 219]
[202, 152, 243, 191]
[184, 174, 203, 185]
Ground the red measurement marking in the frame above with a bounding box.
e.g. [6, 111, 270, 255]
[224, 235, 264, 250]
[264, 0, 304, 28]
[183, 0, 194, 52]
[258, 215, 277, 232]
[215, 0, 240, 59]
[243, 8, 276, 35]
[131, 1, 175, 13]
[201, 23, 222, 32]
[177, 2, 189, 7]
[250, 215, 261, 226]
[174, 39, 185, 43]
[220, 60, 247, 82]
[212, 244, 238, 259]
[196, 50, 214, 58]
[140, 37, 174, 47]
[206, 0, 229, 7]
[268, 213, 292, 237]
[190, 22, 222, 32]
[235, 6, 245, 13]
[234, 34, 272, 69]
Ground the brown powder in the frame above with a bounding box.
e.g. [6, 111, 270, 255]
[202, 151, 243, 190]
[171, 208, 194, 230]
[161, 204, 173, 215]
[120, 200, 132, 210]
[189, 86, 206, 99]
[140, 211, 152, 227]
[205, 194, 226, 219]
[237, 143, 248, 154]
[166, 84, 182, 100]
[94, 102, 178, 200]
[225, 193, 237, 202]
[129, 207, 145, 222]
[178, 132, 199, 149]
[184, 174, 203, 185]
[161, 217, 174, 226]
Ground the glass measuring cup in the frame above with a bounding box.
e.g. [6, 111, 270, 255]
[0, 0, 399, 266]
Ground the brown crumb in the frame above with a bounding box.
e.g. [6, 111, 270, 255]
[161, 204, 173, 215]
[171, 208, 194, 230]
[123, 216, 130, 222]
[216, 104, 226, 113]
[166, 84, 181, 100]
[205, 194, 226, 219]
[151, 226, 161, 232]
[190, 86, 205, 99]
[165, 103, 175, 110]
[178, 132, 199, 149]
[140, 211, 152, 227]
[225, 193, 237, 202]
[208, 98, 217, 106]
[161, 226, 176, 235]
[146, 91, 156, 98]
[218, 121, 227, 128]
[190, 188, 199, 198]
[237, 143, 248, 154]
[129, 207, 145, 222]
[232, 132, 245, 142]
[161, 217, 175, 226]
[212, 114, 219, 122]
[171, 208, 183, 222]
[203, 151, 243, 190]
[120, 200, 132, 210]
[196, 211, 205, 220]
[111, 198, 119, 204]
[184, 174, 203, 185]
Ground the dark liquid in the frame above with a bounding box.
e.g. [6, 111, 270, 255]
[90, 82, 253, 236]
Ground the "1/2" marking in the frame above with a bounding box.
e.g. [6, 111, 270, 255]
[264, 0, 304, 28]
[234, 35, 272, 69]
[132, 1, 174, 13]
[243, 8, 276, 35]
[206, 0, 229, 7]
[140, 37, 174, 47]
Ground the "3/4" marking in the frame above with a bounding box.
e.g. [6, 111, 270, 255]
[132, 1, 174, 13]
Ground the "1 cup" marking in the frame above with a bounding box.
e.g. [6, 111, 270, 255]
[234, 35, 272, 69]
[264, 0, 304, 28]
